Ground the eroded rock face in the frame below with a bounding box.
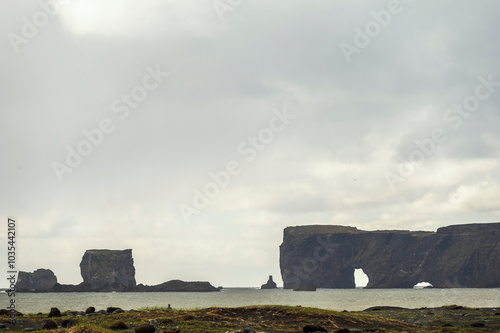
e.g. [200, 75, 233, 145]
[280, 223, 500, 289]
[80, 249, 136, 291]
[16, 269, 57, 291]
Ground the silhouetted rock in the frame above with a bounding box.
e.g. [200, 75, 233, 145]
[14, 249, 219, 293]
[303, 324, 327, 332]
[110, 321, 129, 330]
[134, 324, 156, 333]
[85, 306, 95, 314]
[16, 269, 57, 291]
[107, 307, 124, 314]
[134, 279, 219, 292]
[48, 307, 61, 318]
[80, 249, 136, 291]
[280, 223, 500, 289]
[261, 275, 277, 289]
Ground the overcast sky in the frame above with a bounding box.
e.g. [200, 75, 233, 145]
[1, 0, 499, 288]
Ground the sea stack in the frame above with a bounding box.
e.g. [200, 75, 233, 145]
[261, 275, 278, 289]
[80, 249, 136, 291]
[16, 269, 57, 291]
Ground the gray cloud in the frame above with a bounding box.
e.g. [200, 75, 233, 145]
[1, 0, 499, 287]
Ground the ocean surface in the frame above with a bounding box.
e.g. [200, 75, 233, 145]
[2, 288, 499, 314]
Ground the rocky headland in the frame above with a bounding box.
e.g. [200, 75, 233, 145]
[16, 249, 219, 292]
[280, 222, 500, 289]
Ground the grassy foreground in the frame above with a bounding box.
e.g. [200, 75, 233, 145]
[2, 305, 499, 332]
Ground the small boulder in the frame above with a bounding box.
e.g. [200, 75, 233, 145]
[42, 320, 58, 330]
[303, 324, 327, 332]
[107, 307, 123, 314]
[62, 319, 77, 328]
[85, 307, 95, 314]
[134, 324, 156, 333]
[110, 321, 129, 330]
[48, 307, 61, 318]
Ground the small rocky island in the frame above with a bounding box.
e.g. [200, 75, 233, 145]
[260, 275, 277, 289]
[16, 249, 219, 292]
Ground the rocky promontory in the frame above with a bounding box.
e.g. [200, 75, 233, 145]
[16, 249, 219, 292]
[280, 222, 500, 289]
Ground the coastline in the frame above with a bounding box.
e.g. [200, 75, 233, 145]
[2, 305, 499, 332]
[4, 288, 500, 314]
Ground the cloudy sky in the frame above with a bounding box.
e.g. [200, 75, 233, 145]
[1, 0, 499, 288]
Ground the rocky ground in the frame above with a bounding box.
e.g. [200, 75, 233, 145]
[0, 304, 499, 332]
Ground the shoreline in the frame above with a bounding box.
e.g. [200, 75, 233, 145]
[2, 304, 499, 332]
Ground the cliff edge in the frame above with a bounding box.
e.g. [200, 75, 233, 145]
[80, 249, 136, 291]
[280, 223, 500, 289]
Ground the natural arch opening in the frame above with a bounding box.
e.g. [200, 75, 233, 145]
[414, 281, 433, 288]
[354, 268, 369, 288]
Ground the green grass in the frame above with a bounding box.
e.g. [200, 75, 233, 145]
[2, 304, 498, 332]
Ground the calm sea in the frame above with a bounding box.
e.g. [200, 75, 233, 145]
[2, 288, 499, 314]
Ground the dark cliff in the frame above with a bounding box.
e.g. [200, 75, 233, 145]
[16, 269, 57, 291]
[17, 249, 220, 292]
[80, 249, 136, 291]
[280, 223, 500, 289]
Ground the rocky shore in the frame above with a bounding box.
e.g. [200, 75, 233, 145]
[1, 304, 498, 332]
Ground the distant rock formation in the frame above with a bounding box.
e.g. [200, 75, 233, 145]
[16, 249, 220, 292]
[16, 269, 57, 291]
[261, 275, 277, 289]
[134, 280, 219, 292]
[280, 223, 500, 289]
[80, 249, 136, 291]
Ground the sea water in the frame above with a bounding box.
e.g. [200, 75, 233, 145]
[2, 288, 499, 314]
